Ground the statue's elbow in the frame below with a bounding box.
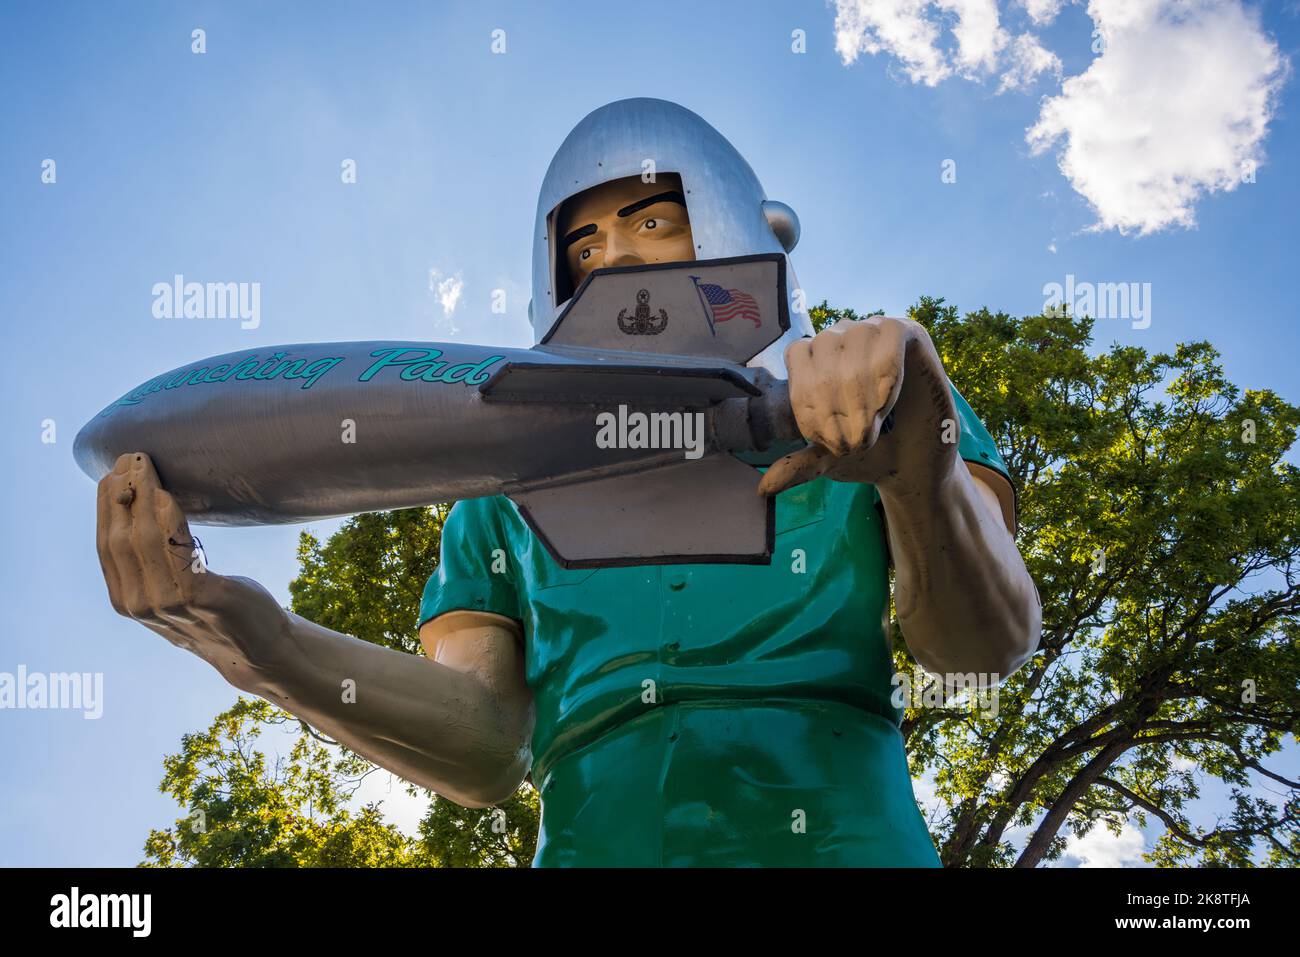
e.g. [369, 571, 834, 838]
[438, 737, 533, 809]
[907, 591, 1041, 680]
[994, 588, 1043, 680]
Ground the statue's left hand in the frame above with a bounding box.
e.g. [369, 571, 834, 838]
[757, 316, 959, 496]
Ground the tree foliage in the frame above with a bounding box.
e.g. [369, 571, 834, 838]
[146, 298, 1298, 867]
[141, 698, 416, 867]
[289, 506, 448, 656]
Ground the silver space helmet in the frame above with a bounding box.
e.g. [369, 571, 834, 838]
[529, 97, 813, 377]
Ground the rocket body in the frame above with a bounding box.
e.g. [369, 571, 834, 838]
[74, 340, 750, 526]
[74, 257, 801, 565]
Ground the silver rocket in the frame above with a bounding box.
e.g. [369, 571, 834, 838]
[75, 256, 806, 568]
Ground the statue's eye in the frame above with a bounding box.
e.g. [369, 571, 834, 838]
[579, 249, 591, 260]
[644, 219, 657, 230]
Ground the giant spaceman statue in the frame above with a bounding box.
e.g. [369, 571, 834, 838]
[94, 98, 1041, 866]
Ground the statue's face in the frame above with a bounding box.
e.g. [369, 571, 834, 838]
[557, 173, 696, 293]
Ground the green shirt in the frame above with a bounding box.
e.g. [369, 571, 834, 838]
[420, 387, 1008, 866]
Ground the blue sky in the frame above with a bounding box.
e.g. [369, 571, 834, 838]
[1, 0, 1297, 866]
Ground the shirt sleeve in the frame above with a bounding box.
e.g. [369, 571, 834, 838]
[951, 383, 1009, 481]
[951, 382, 1018, 533]
[418, 497, 523, 629]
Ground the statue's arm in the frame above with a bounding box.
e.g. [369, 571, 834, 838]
[95, 452, 532, 807]
[757, 317, 1041, 678]
[877, 460, 1041, 678]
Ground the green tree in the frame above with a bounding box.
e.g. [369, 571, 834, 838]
[289, 506, 448, 656]
[141, 697, 416, 867]
[415, 786, 540, 868]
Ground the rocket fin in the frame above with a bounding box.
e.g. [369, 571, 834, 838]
[478, 360, 758, 405]
[510, 453, 772, 567]
[540, 254, 790, 364]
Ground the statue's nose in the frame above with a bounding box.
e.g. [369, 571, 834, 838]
[604, 229, 644, 268]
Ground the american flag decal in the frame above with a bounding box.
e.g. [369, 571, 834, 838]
[688, 275, 762, 335]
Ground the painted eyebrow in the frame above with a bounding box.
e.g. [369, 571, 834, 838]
[617, 190, 687, 218]
[561, 222, 597, 249]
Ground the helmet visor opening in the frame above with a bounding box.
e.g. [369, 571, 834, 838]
[548, 172, 694, 309]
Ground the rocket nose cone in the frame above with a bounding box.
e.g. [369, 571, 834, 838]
[73, 414, 107, 481]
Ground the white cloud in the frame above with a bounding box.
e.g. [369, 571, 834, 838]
[831, 0, 1289, 236]
[1020, 0, 1064, 24]
[945, 0, 1008, 75]
[428, 268, 464, 319]
[998, 31, 1062, 92]
[832, 1, 1060, 87]
[1060, 819, 1147, 867]
[834, 0, 954, 85]
[1027, 0, 1287, 235]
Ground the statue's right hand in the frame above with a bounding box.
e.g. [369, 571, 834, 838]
[95, 452, 220, 642]
[96, 452, 290, 690]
